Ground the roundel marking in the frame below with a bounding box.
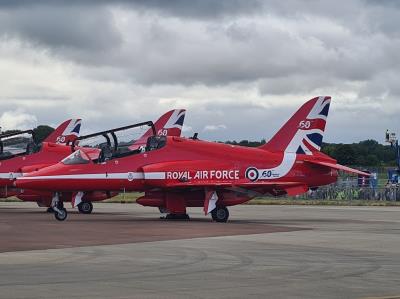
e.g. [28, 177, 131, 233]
[245, 167, 259, 182]
[127, 172, 134, 181]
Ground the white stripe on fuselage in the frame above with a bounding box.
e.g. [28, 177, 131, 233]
[144, 172, 166, 180]
[0, 172, 23, 179]
[17, 172, 144, 180]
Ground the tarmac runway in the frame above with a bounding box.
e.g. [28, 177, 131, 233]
[1, 202, 400, 299]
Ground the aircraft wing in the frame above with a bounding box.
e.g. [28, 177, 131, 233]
[304, 160, 371, 176]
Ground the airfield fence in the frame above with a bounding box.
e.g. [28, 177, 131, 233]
[291, 167, 400, 201]
[294, 184, 400, 201]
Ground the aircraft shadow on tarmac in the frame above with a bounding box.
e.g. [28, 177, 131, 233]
[0, 206, 309, 254]
[0, 206, 372, 227]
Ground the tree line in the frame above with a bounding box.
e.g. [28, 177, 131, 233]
[225, 139, 396, 167]
[2, 125, 54, 144]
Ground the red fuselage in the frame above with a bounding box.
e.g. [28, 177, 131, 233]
[0, 142, 74, 197]
[16, 136, 338, 197]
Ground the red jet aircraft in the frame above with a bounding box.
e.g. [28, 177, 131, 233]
[17, 97, 369, 222]
[0, 118, 81, 199]
[14, 109, 186, 216]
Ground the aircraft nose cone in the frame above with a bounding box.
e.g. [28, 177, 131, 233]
[15, 165, 58, 191]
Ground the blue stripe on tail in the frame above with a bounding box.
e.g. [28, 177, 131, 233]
[319, 103, 330, 117]
[174, 115, 185, 126]
[296, 146, 306, 154]
[306, 133, 323, 147]
[72, 123, 81, 134]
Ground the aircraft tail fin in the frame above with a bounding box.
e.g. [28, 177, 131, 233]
[259, 96, 331, 155]
[154, 109, 186, 137]
[129, 110, 186, 150]
[44, 119, 82, 144]
[142, 109, 186, 139]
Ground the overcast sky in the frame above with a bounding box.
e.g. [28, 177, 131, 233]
[0, 0, 399, 143]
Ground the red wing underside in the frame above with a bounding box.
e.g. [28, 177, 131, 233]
[149, 180, 308, 196]
[152, 180, 302, 188]
[305, 160, 370, 176]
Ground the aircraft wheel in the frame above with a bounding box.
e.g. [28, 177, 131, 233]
[54, 208, 68, 221]
[211, 207, 229, 223]
[78, 202, 93, 214]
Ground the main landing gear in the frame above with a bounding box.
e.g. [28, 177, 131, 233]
[78, 201, 93, 214]
[159, 208, 190, 220]
[165, 213, 190, 220]
[159, 195, 190, 220]
[211, 207, 229, 223]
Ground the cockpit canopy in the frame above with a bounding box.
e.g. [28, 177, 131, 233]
[145, 135, 167, 152]
[71, 121, 166, 164]
[0, 130, 38, 160]
[62, 150, 91, 165]
[62, 136, 167, 165]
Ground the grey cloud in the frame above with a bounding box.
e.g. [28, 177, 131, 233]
[126, 0, 264, 19]
[0, 0, 399, 88]
[0, 4, 121, 52]
[0, 0, 264, 19]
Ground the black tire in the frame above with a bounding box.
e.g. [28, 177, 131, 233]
[78, 202, 93, 214]
[211, 207, 229, 223]
[54, 208, 68, 221]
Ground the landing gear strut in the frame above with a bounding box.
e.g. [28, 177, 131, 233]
[51, 193, 68, 221]
[78, 201, 93, 214]
[158, 207, 168, 214]
[211, 207, 229, 222]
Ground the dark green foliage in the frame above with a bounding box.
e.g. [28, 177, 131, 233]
[225, 139, 265, 147]
[33, 125, 54, 143]
[321, 139, 396, 167]
[2, 126, 54, 144]
[330, 144, 357, 165]
[226, 139, 396, 167]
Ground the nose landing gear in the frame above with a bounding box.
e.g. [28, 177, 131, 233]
[54, 206, 68, 221]
[51, 192, 68, 221]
